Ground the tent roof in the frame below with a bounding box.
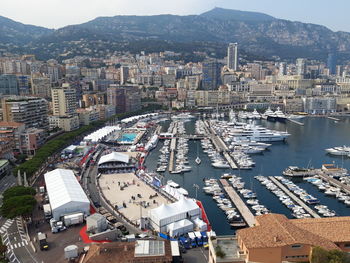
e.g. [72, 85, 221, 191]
[167, 219, 193, 231]
[44, 169, 90, 211]
[150, 197, 200, 221]
[98, 152, 129, 165]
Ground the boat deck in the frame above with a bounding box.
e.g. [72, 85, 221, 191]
[269, 176, 320, 218]
[220, 179, 255, 227]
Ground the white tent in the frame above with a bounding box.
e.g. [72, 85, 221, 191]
[148, 197, 201, 232]
[194, 218, 207, 232]
[98, 152, 129, 165]
[44, 169, 90, 220]
[167, 219, 193, 237]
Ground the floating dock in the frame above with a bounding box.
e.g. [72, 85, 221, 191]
[269, 177, 320, 218]
[319, 174, 350, 195]
[220, 179, 255, 227]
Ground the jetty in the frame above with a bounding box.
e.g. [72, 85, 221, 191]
[223, 152, 238, 169]
[269, 177, 320, 218]
[168, 137, 176, 172]
[318, 174, 350, 195]
[220, 179, 255, 227]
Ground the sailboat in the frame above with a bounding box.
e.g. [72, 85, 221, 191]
[195, 141, 201, 165]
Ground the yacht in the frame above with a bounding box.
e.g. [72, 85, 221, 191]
[274, 107, 287, 122]
[212, 161, 230, 169]
[195, 157, 201, 165]
[251, 109, 261, 119]
[262, 107, 274, 120]
[325, 146, 350, 156]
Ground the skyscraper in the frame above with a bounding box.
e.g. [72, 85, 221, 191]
[327, 53, 337, 75]
[278, 62, 287, 77]
[296, 58, 306, 76]
[202, 59, 221, 90]
[227, 43, 238, 71]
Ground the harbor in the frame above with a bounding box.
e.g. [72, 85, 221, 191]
[145, 116, 350, 235]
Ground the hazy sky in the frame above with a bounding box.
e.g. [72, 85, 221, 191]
[1, 0, 349, 32]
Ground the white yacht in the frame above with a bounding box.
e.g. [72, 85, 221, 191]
[325, 146, 350, 156]
[262, 107, 274, 120]
[195, 157, 201, 165]
[274, 107, 287, 122]
[251, 109, 261, 119]
[212, 161, 230, 169]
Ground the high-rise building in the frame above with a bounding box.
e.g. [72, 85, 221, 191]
[227, 43, 238, 71]
[296, 58, 306, 76]
[202, 59, 221, 90]
[51, 84, 77, 116]
[327, 53, 337, 75]
[120, 66, 129, 85]
[31, 73, 51, 98]
[1, 96, 49, 129]
[0, 75, 19, 95]
[278, 62, 287, 77]
[107, 85, 141, 113]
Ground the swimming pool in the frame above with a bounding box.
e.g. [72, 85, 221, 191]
[118, 133, 137, 142]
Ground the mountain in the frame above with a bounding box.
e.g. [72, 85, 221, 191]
[0, 16, 52, 44]
[1, 8, 350, 62]
[200, 7, 276, 21]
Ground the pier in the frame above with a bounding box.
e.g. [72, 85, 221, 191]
[220, 179, 256, 227]
[318, 174, 350, 195]
[168, 137, 176, 172]
[287, 119, 304, 126]
[223, 152, 238, 169]
[269, 177, 320, 218]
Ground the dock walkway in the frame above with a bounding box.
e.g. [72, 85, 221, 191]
[269, 177, 320, 218]
[319, 174, 350, 195]
[220, 179, 255, 227]
[168, 137, 177, 172]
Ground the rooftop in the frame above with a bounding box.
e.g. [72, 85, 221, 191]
[210, 236, 246, 263]
[292, 216, 350, 243]
[0, 160, 9, 167]
[237, 214, 339, 250]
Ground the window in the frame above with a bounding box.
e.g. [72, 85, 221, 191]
[344, 244, 350, 248]
[291, 244, 302, 249]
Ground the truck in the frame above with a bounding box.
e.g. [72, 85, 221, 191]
[50, 219, 66, 233]
[43, 204, 52, 220]
[63, 212, 84, 227]
[38, 232, 49, 251]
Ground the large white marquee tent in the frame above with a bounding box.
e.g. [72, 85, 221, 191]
[44, 169, 90, 220]
[148, 197, 201, 233]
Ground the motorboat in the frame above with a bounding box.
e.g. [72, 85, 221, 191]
[212, 161, 230, 169]
[195, 157, 201, 165]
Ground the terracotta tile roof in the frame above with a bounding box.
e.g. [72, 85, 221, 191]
[0, 122, 24, 127]
[291, 216, 350, 243]
[237, 214, 339, 250]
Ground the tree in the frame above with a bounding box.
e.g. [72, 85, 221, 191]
[3, 186, 36, 201]
[1, 195, 36, 219]
[311, 247, 350, 263]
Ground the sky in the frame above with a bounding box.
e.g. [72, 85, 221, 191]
[1, 0, 349, 32]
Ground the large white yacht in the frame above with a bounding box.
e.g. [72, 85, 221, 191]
[274, 107, 288, 122]
[325, 146, 350, 156]
[262, 107, 274, 120]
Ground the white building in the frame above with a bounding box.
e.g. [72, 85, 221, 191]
[148, 197, 201, 234]
[44, 169, 90, 220]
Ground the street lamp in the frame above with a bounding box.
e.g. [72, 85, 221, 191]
[193, 184, 199, 200]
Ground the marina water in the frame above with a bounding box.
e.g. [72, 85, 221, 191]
[145, 117, 350, 235]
